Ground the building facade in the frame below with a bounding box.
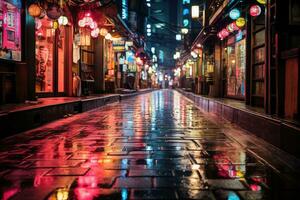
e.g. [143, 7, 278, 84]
[177, 0, 300, 119]
[0, 0, 150, 105]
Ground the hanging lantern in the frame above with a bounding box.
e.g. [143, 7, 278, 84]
[91, 28, 100, 38]
[89, 21, 98, 29]
[230, 22, 240, 31]
[78, 13, 93, 28]
[236, 17, 246, 28]
[257, 0, 266, 5]
[250, 5, 262, 17]
[229, 8, 240, 20]
[28, 3, 42, 18]
[47, 4, 62, 20]
[58, 15, 68, 26]
[105, 33, 112, 40]
[226, 24, 234, 32]
[217, 32, 223, 39]
[221, 28, 229, 38]
[100, 28, 108, 36]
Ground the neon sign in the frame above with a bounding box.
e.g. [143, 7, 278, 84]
[121, 0, 128, 20]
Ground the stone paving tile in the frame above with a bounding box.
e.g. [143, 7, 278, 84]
[130, 189, 178, 199]
[178, 189, 216, 200]
[128, 169, 173, 177]
[114, 177, 152, 188]
[32, 160, 84, 168]
[0, 90, 299, 199]
[207, 179, 246, 190]
[46, 168, 89, 176]
[154, 177, 204, 189]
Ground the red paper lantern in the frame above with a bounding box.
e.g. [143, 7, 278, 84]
[230, 22, 240, 31]
[78, 13, 94, 28]
[250, 5, 261, 17]
[221, 28, 229, 38]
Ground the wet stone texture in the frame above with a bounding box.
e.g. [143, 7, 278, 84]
[0, 90, 299, 199]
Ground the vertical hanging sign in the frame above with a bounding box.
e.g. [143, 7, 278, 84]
[182, 0, 190, 29]
[121, 0, 128, 20]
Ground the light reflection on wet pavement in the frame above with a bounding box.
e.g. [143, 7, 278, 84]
[0, 90, 299, 199]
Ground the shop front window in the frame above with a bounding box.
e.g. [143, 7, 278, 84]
[225, 38, 246, 98]
[35, 16, 55, 93]
[0, 0, 21, 61]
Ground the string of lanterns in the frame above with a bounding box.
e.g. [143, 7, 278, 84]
[77, 12, 111, 39]
[28, 1, 68, 27]
[28, 1, 112, 40]
[217, 0, 265, 40]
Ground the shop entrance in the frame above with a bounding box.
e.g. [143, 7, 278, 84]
[35, 16, 67, 97]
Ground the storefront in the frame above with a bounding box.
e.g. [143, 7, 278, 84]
[104, 38, 115, 92]
[35, 15, 72, 96]
[0, 0, 22, 104]
[124, 50, 137, 89]
[222, 31, 246, 99]
[0, 0, 21, 61]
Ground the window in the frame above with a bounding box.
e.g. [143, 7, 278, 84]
[225, 39, 246, 97]
[0, 0, 21, 61]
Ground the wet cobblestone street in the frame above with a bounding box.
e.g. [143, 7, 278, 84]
[0, 90, 299, 200]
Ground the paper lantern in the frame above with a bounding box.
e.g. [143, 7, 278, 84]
[226, 24, 234, 32]
[46, 4, 62, 20]
[78, 13, 93, 28]
[89, 21, 98, 29]
[257, 0, 266, 4]
[229, 9, 240, 20]
[217, 32, 223, 39]
[105, 33, 112, 40]
[250, 5, 261, 17]
[100, 28, 108, 36]
[221, 28, 229, 38]
[236, 17, 246, 28]
[58, 15, 68, 25]
[28, 3, 42, 18]
[230, 22, 240, 31]
[91, 28, 100, 38]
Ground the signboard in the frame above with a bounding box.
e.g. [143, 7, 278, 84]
[121, 0, 128, 20]
[113, 38, 125, 52]
[182, 0, 190, 29]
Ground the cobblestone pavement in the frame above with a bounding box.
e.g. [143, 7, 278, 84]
[0, 90, 299, 200]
